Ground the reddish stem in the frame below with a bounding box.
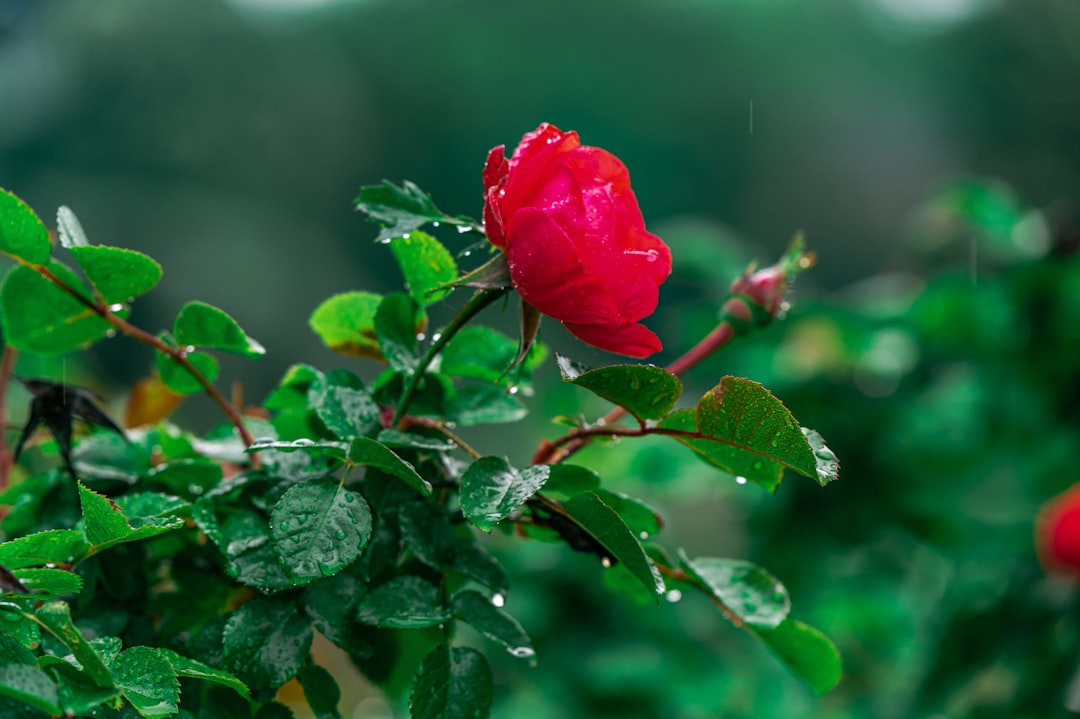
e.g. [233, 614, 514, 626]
[532, 320, 736, 465]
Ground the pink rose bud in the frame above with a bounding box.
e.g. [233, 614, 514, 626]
[723, 265, 789, 331]
[482, 123, 672, 358]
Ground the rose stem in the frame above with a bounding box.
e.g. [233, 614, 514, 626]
[392, 287, 509, 425]
[532, 320, 736, 465]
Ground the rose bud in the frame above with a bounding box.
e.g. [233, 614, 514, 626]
[1036, 484, 1080, 577]
[482, 123, 672, 358]
[722, 237, 813, 335]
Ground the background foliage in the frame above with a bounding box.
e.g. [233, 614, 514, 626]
[2, 1, 1080, 717]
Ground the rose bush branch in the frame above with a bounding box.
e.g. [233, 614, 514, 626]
[30, 261, 258, 453]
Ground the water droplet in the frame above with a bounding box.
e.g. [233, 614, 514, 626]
[183, 345, 196, 354]
[431, 332, 442, 342]
[601, 557, 612, 568]
[665, 589, 683, 603]
[752, 461, 763, 470]
[508, 386, 519, 395]
[297, 514, 308, 525]
[105, 329, 117, 338]
[639, 531, 649, 540]
[334, 530, 347, 541]
[735, 476, 748, 485]
[462, 249, 473, 257]
[344, 494, 355, 502]
[508, 646, 535, 659]
[108, 303, 125, 313]
[743, 601, 758, 613]
[491, 593, 505, 608]
[187, 484, 204, 495]
[279, 522, 289, 531]
[432, 221, 440, 228]
[456, 225, 471, 234]
[416, 332, 426, 342]
[815, 448, 835, 460]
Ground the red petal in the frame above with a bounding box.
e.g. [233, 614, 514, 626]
[561, 320, 663, 358]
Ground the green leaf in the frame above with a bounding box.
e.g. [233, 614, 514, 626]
[679, 551, 790, 629]
[450, 542, 509, 594]
[78, 483, 184, 553]
[409, 646, 492, 719]
[0, 189, 50, 264]
[560, 362, 682, 422]
[390, 230, 458, 305]
[223, 596, 313, 688]
[348, 437, 431, 495]
[440, 326, 546, 386]
[270, 478, 372, 586]
[460, 457, 549, 531]
[376, 429, 455, 453]
[658, 409, 783, 491]
[174, 301, 265, 357]
[35, 601, 114, 687]
[155, 342, 220, 396]
[56, 205, 88, 249]
[146, 459, 224, 497]
[355, 576, 449, 629]
[446, 385, 526, 427]
[594, 489, 663, 539]
[298, 663, 342, 719]
[0, 261, 116, 355]
[311, 375, 380, 440]
[309, 291, 384, 359]
[111, 646, 180, 718]
[537, 464, 601, 500]
[10, 568, 82, 596]
[753, 618, 842, 694]
[197, 505, 293, 593]
[355, 180, 459, 243]
[302, 573, 373, 659]
[255, 703, 296, 719]
[0, 665, 61, 715]
[158, 649, 249, 698]
[0, 530, 90, 569]
[564, 492, 664, 599]
[374, 292, 422, 372]
[452, 591, 534, 659]
[693, 377, 821, 486]
[69, 245, 162, 304]
[49, 660, 121, 715]
[0, 631, 36, 665]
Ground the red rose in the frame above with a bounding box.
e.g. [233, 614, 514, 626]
[482, 123, 672, 358]
[1036, 484, 1080, 576]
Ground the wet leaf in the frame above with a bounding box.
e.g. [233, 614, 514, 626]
[355, 576, 449, 629]
[10, 568, 82, 596]
[564, 492, 664, 599]
[452, 590, 534, 660]
[0, 261, 117, 354]
[679, 551, 790, 629]
[560, 362, 682, 422]
[0, 665, 61, 715]
[440, 326, 546, 386]
[536, 464, 601, 499]
[309, 291, 384, 359]
[460, 457, 549, 531]
[174, 301, 265, 357]
[303, 572, 372, 659]
[270, 478, 372, 586]
[298, 663, 341, 719]
[0, 530, 90, 570]
[155, 341, 220, 396]
[0, 189, 50, 263]
[446, 385, 526, 426]
[35, 601, 114, 687]
[355, 180, 460, 243]
[593, 489, 663, 539]
[390, 230, 458, 305]
[753, 618, 842, 695]
[223, 596, 313, 688]
[409, 645, 492, 719]
[79, 483, 184, 553]
[374, 292, 423, 372]
[69, 245, 162, 303]
[348, 437, 431, 495]
[111, 646, 179, 718]
[158, 649, 249, 698]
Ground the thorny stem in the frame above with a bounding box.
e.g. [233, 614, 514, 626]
[0, 345, 17, 493]
[531, 320, 737, 465]
[393, 287, 510, 426]
[31, 263, 259, 462]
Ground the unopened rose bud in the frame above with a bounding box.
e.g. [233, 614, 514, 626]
[723, 265, 789, 332]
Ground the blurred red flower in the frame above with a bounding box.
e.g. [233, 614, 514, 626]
[1036, 484, 1080, 576]
[483, 123, 671, 358]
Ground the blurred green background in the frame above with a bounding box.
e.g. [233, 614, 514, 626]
[3, 0, 1080, 717]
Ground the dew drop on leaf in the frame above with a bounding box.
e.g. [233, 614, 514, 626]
[334, 530, 347, 541]
[735, 476, 748, 485]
